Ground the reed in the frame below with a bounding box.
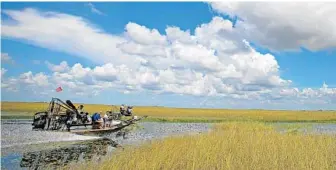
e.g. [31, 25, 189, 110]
[77, 122, 336, 170]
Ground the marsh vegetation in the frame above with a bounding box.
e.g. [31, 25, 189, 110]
[1, 102, 336, 170]
[76, 122, 336, 170]
[2, 102, 336, 123]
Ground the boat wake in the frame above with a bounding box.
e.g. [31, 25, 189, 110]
[1, 123, 101, 149]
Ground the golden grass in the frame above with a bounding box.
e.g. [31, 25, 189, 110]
[76, 122, 336, 170]
[1, 102, 112, 113]
[1, 101, 336, 122]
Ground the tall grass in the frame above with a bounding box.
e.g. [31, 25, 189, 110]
[77, 122, 336, 170]
[1, 102, 336, 123]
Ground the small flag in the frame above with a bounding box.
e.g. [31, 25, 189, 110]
[56, 86, 63, 92]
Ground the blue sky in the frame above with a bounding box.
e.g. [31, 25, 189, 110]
[1, 2, 336, 110]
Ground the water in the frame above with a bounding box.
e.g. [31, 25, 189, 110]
[1, 121, 101, 149]
[1, 153, 22, 170]
[273, 122, 336, 135]
[310, 124, 336, 134]
[105, 122, 212, 146]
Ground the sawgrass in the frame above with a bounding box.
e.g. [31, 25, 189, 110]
[1, 101, 336, 123]
[74, 122, 336, 170]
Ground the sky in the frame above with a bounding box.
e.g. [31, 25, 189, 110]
[1, 2, 336, 110]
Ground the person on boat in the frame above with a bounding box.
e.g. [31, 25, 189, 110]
[126, 106, 133, 116]
[76, 105, 87, 122]
[85, 112, 91, 124]
[103, 113, 109, 128]
[92, 112, 103, 129]
[77, 105, 85, 114]
[77, 105, 85, 116]
[92, 112, 101, 122]
[121, 104, 127, 115]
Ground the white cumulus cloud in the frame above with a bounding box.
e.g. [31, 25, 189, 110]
[19, 71, 49, 87]
[209, 2, 336, 51]
[46, 61, 70, 72]
[125, 22, 167, 45]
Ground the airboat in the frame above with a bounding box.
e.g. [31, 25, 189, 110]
[32, 98, 146, 134]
